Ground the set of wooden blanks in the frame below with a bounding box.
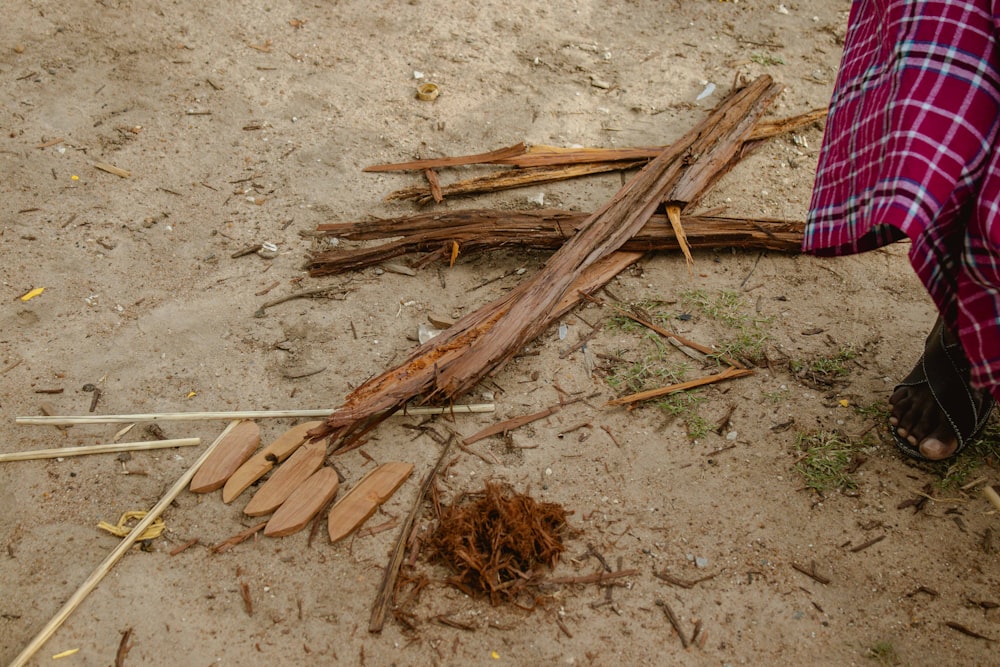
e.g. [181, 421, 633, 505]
[189, 420, 413, 540]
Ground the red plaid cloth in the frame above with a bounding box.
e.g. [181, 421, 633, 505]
[805, 0, 1000, 396]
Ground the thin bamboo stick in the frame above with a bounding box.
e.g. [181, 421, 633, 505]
[15, 404, 495, 426]
[8, 420, 241, 667]
[0, 438, 200, 462]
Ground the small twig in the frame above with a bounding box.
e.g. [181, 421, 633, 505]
[211, 522, 267, 554]
[607, 367, 754, 406]
[791, 561, 830, 585]
[944, 621, 995, 642]
[535, 569, 638, 586]
[600, 425, 621, 447]
[556, 617, 573, 638]
[114, 627, 133, 667]
[462, 404, 561, 446]
[849, 534, 886, 553]
[88, 387, 103, 413]
[168, 538, 199, 557]
[655, 599, 689, 649]
[240, 581, 253, 616]
[653, 571, 720, 589]
[369, 438, 453, 633]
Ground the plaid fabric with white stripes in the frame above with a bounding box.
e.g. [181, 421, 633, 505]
[804, 0, 1000, 395]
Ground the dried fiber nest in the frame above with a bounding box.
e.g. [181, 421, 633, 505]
[428, 481, 570, 604]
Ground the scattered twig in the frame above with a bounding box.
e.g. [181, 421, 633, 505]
[462, 404, 562, 446]
[240, 580, 253, 616]
[211, 522, 267, 555]
[849, 534, 886, 553]
[369, 438, 453, 633]
[944, 621, 995, 642]
[653, 571, 720, 589]
[537, 569, 638, 586]
[0, 438, 200, 463]
[607, 367, 754, 406]
[655, 599, 689, 649]
[168, 538, 199, 557]
[114, 627, 133, 667]
[791, 561, 830, 585]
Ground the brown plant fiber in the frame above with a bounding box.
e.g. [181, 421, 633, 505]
[428, 482, 569, 604]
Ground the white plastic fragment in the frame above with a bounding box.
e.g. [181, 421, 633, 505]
[696, 82, 716, 101]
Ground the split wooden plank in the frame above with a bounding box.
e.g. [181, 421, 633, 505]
[385, 161, 645, 204]
[363, 142, 527, 172]
[15, 403, 494, 425]
[308, 210, 803, 276]
[264, 467, 340, 537]
[7, 420, 240, 667]
[328, 462, 414, 544]
[243, 440, 326, 516]
[189, 421, 260, 493]
[0, 438, 199, 462]
[222, 421, 323, 503]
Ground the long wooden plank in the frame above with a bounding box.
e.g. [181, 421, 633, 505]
[222, 421, 323, 503]
[328, 462, 414, 544]
[243, 441, 326, 516]
[264, 467, 340, 537]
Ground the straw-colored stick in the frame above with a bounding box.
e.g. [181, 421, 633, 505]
[0, 438, 200, 462]
[15, 404, 495, 426]
[8, 420, 240, 667]
[984, 485, 1000, 513]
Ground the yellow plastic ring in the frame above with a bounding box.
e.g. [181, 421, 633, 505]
[416, 82, 440, 101]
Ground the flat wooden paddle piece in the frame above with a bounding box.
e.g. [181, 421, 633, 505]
[243, 440, 326, 517]
[189, 421, 260, 493]
[328, 461, 414, 544]
[264, 467, 340, 537]
[222, 420, 324, 503]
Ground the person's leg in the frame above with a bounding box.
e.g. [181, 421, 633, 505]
[888, 317, 994, 460]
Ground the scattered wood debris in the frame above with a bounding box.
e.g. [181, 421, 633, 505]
[307, 76, 783, 454]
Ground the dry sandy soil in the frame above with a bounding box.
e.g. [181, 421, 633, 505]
[2, 1, 999, 665]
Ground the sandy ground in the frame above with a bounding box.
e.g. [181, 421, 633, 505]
[2, 1, 999, 665]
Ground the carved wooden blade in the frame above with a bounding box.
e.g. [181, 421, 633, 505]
[189, 421, 260, 493]
[264, 467, 340, 537]
[328, 462, 414, 544]
[243, 440, 325, 517]
[222, 420, 323, 503]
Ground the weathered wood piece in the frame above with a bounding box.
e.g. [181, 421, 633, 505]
[243, 440, 326, 516]
[264, 467, 340, 537]
[328, 462, 414, 544]
[223, 421, 323, 503]
[307, 210, 803, 276]
[189, 421, 260, 493]
[363, 142, 527, 172]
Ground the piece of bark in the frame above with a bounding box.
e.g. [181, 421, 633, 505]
[189, 421, 260, 493]
[308, 210, 802, 276]
[328, 462, 414, 544]
[363, 143, 527, 172]
[264, 467, 340, 537]
[223, 421, 323, 503]
[243, 441, 326, 516]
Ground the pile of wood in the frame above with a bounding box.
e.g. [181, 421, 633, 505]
[304, 75, 805, 453]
